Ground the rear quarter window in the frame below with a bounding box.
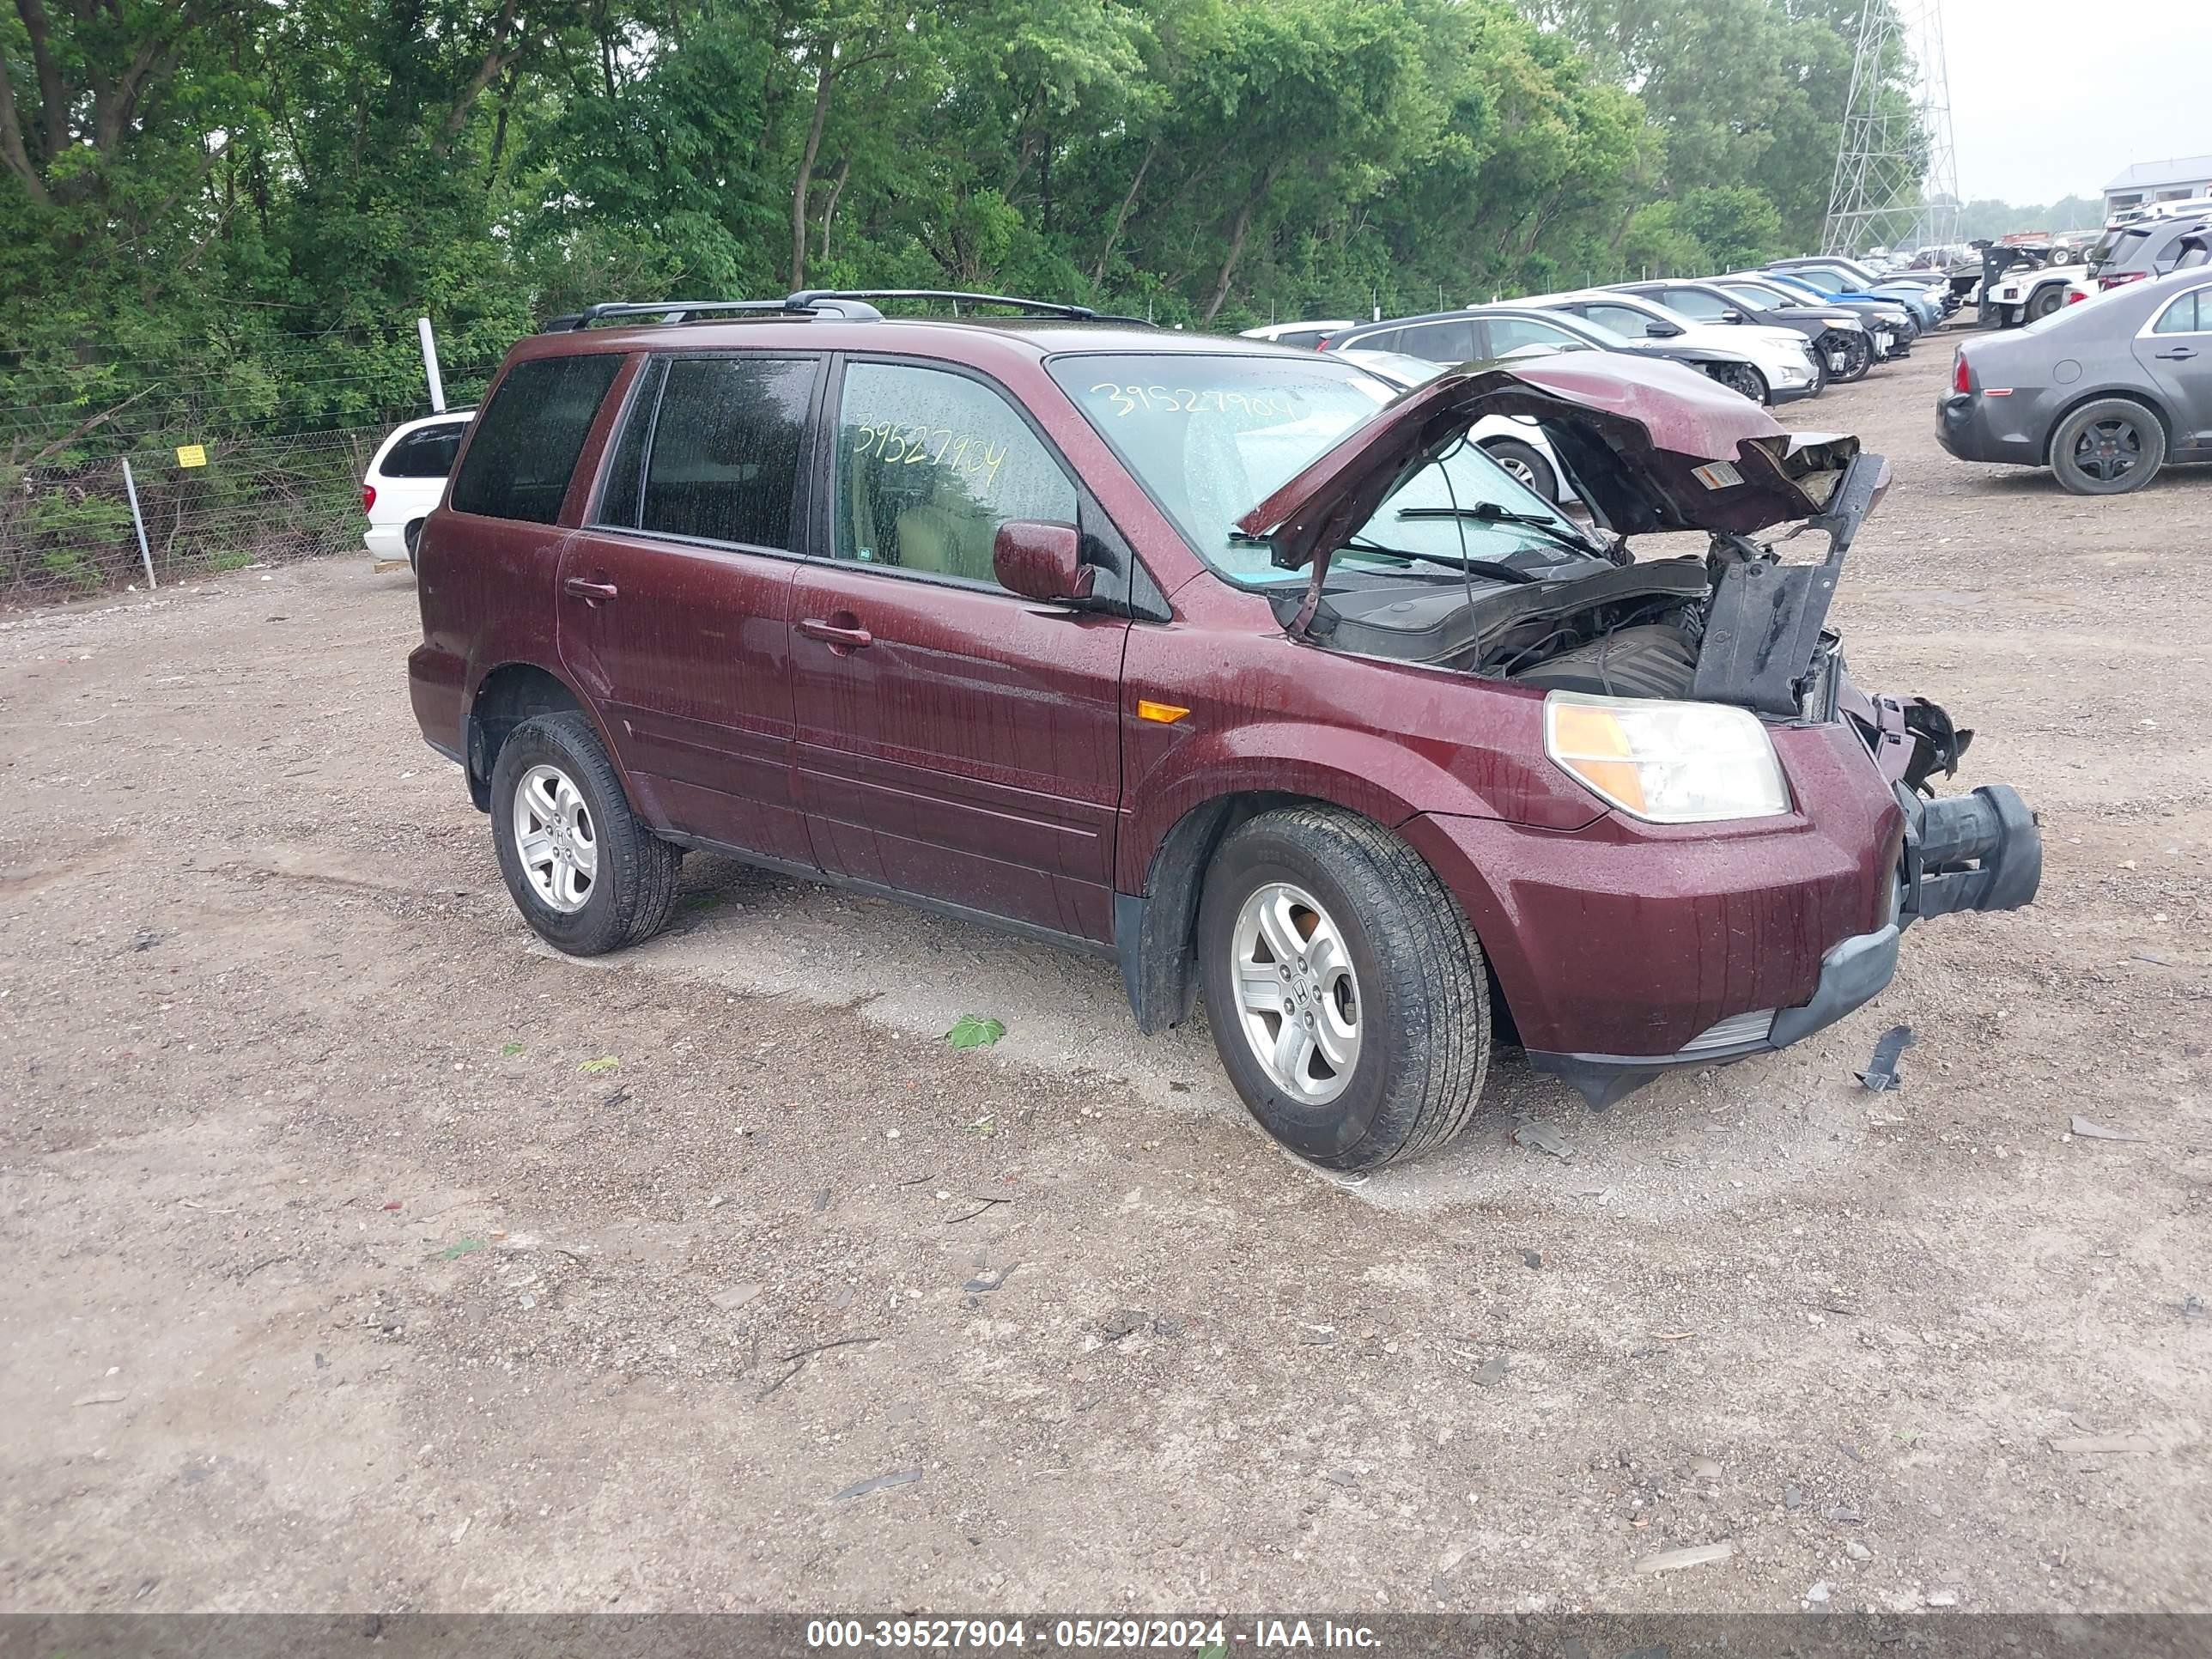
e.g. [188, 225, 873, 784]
[451, 354, 623, 524]
[379, 422, 468, 479]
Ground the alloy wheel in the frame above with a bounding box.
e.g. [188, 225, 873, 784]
[1230, 881, 1362, 1105]
[512, 762, 599, 913]
[2071, 416, 2144, 486]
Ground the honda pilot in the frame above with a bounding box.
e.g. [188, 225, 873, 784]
[409, 291, 2041, 1170]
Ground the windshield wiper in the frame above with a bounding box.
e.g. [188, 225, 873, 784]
[1340, 540, 1540, 584]
[1396, 501, 1607, 561]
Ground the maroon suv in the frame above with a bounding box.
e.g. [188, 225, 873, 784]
[410, 290, 2040, 1170]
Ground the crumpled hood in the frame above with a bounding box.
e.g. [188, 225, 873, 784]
[1237, 354, 1877, 574]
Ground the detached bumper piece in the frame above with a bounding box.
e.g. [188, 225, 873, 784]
[1531, 782, 2041, 1109]
[1896, 781, 2041, 922]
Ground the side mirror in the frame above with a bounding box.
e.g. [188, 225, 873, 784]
[1719, 307, 1743, 323]
[993, 520, 1094, 605]
[1644, 320, 1680, 338]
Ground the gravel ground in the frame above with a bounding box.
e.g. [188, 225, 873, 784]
[1, 337, 2207, 1615]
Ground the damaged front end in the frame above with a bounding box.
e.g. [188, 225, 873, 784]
[1239, 354, 1894, 719]
[1238, 353, 2043, 1103]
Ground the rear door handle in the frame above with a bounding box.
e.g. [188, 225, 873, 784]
[2155, 346, 2197, 360]
[562, 576, 619, 602]
[799, 617, 873, 650]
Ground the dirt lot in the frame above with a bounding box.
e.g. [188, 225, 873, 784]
[1, 338, 2207, 1617]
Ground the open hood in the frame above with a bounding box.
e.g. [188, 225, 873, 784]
[1237, 353, 1875, 578]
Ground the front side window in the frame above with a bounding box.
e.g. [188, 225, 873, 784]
[2152, 290, 2204, 334]
[450, 354, 622, 524]
[634, 356, 815, 548]
[1663, 287, 1732, 321]
[833, 362, 1077, 586]
[1484, 316, 1593, 356]
[1580, 302, 1663, 337]
[1721, 283, 1787, 310]
[1051, 352, 1588, 586]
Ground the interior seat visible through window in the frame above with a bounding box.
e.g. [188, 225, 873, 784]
[833, 362, 1076, 585]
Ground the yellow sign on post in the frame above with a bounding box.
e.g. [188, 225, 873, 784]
[175, 443, 207, 469]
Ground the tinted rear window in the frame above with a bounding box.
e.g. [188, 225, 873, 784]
[635, 356, 816, 548]
[451, 354, 622, 524]
[380, 422, 468, 479]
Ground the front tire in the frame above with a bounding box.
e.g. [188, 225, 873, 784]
[1196, 806, 1491, 1171]
[1481, 437, 1560, 504]
[2050, 398, 2166, 495]
[1714, 362, 1768, 404]
[489, 712, 681, 955]
[404, 519, 424, 571]
[1836, 331, 1874, 382]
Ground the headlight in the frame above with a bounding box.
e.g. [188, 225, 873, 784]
[1544, 691, 1791, 823]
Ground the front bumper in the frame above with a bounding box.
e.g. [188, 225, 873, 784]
[1771, 374, 1820, 404]
[1523, 781, 2041, 1106]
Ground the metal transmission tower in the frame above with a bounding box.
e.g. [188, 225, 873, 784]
[1822, 0, 1960, 253]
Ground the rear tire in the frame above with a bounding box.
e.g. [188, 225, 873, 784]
[489, 712, 682, 956]
[404, 519, 424, 571]
[1196, 806, 1491, 1171]
[2050, 398, 2166, 495]
[2028, 285, 2066, 320]
[1481, 437, 1560, 504]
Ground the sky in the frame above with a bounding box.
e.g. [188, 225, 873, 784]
[1941, 0, 2211, 205]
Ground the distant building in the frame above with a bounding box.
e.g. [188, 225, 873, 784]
[2104, 155, 2212, 217]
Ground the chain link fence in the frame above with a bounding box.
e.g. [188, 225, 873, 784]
[1, 337, 499, 606]
[1, 428, 397, 603]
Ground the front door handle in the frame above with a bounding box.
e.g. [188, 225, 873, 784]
[563, 576, 619, 602]
[799, 616, 874, 651]
[2155, 346, 2197, 360]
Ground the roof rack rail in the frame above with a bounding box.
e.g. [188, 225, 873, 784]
[540, 295, 887, 332]
[541, 289, 1155, 333]
[787, 288, 1150, 324]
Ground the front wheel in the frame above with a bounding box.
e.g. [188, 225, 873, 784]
[2050, 398, 2166, 495]
[1196, 806, 1491, 1171]
[1831, 331, 1874, 382]
[1713, 362, 1768, 404]
[1480, 436, 1560, 504]
[489, 711, 682, 955]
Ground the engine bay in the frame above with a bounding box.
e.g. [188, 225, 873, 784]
[1302, 554, 1716, 701]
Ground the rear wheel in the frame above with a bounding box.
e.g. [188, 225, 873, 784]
[489, 711, 682, 955]
[2050, 398, 2166, 495]
[1196, 806, 1490, 1171]
[2028, 285, 2066, 320]
[404, 519, 425, 571]
[1480, 437, 1560, 503]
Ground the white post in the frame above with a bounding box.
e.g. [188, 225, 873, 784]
[418, 315, 447, 414]
[121, 458, 156, 590]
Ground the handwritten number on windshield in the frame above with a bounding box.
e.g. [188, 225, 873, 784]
[1087, 382, 1300, 420]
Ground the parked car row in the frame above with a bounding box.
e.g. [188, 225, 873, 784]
[1236, 256, 1966, 501]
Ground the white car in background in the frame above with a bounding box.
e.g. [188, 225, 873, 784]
[1239, 319, 1358, 350]
[1336, 347, 1575, 505]
[1517, 289, 1823, 404]
[362, 410, 473, 568]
